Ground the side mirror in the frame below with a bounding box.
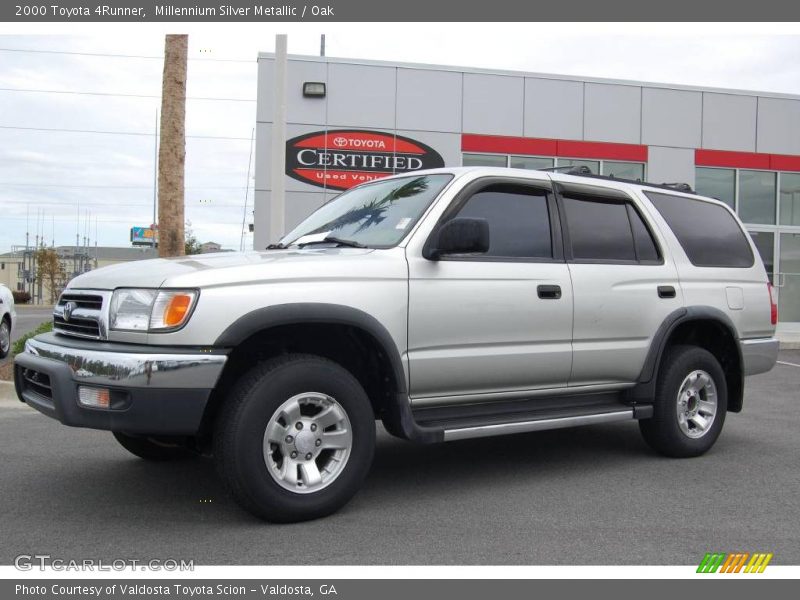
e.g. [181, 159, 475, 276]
[426, 217, 490, 260]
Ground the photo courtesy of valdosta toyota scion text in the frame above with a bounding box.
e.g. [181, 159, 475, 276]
[0, 0, 799, 592]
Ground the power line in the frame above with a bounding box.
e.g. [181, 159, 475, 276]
[0, 87, 256, 102]
[0, 47, 254, 63]
[0, 182, 252, 190]
[1, 215, 246, 225]
[0, 125, 252, 141]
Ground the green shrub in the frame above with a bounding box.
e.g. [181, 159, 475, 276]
[12, 320, 53, 356]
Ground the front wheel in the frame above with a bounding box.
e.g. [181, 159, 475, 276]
[0, 318, 10, 359]
[639, 345, 727, 458]
[214, 354, 375, 523]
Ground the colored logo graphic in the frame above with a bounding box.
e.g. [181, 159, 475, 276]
[697, 552, 773, 573]
[285, 129, 445, 191]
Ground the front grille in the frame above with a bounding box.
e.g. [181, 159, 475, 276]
[53, 315, 101, 337]
[59, 293, 103, 310]
[53, 292, 105, 339]
[20, 367, 52, 399]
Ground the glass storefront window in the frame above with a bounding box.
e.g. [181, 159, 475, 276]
[695, 167, 735, 209]
[748, 231, 774, 281]
[510, 155, 554, 171]
[462, 153, 508, 168]
[779, 173, 800, 226]
[779, 233, 800, 323]
[603, 161, 645, 181]
[738, 170, 777, 225]
[557, 158, 599, 173]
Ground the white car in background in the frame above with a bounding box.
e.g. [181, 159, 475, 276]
[0, 284, 14, 359]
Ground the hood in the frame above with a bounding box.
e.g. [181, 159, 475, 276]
[68, 248, 401, 291]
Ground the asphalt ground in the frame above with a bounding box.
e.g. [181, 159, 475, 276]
[0, 353, 797, 566]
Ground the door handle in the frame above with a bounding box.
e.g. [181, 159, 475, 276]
[657, 285, 676, 299]
[537, 285, 562, 299]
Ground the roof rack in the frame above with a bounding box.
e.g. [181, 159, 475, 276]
[536, 167, 696, 194]
[537, 165, 594, 175]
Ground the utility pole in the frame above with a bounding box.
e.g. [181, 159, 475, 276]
[157, 34, 188, 257]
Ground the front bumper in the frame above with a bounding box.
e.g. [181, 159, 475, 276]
[14, 332, 227, 435]
[740, 337, 779, 376]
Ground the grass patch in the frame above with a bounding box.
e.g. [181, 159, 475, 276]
[12, 320, 53, 356]
[1, 320, 52, 381]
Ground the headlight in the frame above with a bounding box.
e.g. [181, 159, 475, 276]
[110, 289, 198, 332]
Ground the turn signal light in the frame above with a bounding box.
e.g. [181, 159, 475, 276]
[78, 386, 110, 409]
[163, 294, 193, 327]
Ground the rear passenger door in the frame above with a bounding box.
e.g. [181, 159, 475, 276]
[407, 177, 573, 400]
[555, 182, 683, 386]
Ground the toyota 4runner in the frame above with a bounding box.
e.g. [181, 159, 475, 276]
[14, 167, 779, 522]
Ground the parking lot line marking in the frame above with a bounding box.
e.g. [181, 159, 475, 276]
[776, 360, 800, 368]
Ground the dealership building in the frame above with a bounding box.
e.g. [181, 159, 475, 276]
[254, 50, 800, 327]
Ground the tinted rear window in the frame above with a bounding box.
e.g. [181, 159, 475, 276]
[645, 192, 754, 268]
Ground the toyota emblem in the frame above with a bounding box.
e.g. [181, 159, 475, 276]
[63, 301, 77, 322]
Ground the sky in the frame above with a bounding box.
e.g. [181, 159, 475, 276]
[0, 24, 799, 253]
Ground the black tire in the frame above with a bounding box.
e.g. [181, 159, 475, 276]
[214, 354, 375, 523]
[639, 345, 727, 458]
[0, 317, 10, 359]
[112, 432, 199, 461]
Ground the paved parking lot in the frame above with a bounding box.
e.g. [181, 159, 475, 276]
[0, 355, 798, 565]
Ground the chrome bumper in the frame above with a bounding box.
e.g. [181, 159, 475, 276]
[740, 337, 779, 376]
[21, 333, 227, 389]
[14, 332, 227, 434]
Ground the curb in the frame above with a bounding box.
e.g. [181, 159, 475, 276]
[0, 380, 18, 404]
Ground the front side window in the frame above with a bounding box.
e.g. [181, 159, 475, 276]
[282, 174, 453, 248]
[450, 184, 553, 259]
[646, 191, 754, 268]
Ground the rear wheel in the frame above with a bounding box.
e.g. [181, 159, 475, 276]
[639, 345, 727, 457]
[112, 432, 199, 461]
[214, 354, 375, 523]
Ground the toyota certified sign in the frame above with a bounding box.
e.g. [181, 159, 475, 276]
[285, 129, 445, 191]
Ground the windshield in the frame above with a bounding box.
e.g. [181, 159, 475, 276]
[281, 174, 453, 248]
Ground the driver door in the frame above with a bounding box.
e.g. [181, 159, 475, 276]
[406, 177, 573, 401]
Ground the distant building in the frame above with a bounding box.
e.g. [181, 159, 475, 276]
[0, 245, 157, 304]
[200, 241, 223, 254]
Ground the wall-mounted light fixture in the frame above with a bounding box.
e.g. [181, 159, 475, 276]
[303, 82, 326, 98]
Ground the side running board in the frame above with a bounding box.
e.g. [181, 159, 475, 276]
[381, 392, 653, 444]
[443, 409, 634, 441]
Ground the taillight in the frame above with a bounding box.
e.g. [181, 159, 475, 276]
[768, 282, 778, 325]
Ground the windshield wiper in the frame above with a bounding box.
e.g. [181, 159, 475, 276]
[266, 243, 288, 250]
[296, 236, 368, 249]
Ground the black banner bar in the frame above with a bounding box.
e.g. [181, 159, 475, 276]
[2, 0, 799, 22]
[3, 579, 800, 600]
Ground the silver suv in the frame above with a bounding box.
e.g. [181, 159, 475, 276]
[14, 167, 779, 522]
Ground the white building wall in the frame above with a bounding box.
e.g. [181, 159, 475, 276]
[254, 54, 800, 249]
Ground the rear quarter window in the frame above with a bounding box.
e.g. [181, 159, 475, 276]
[645, 191, 754, 268]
